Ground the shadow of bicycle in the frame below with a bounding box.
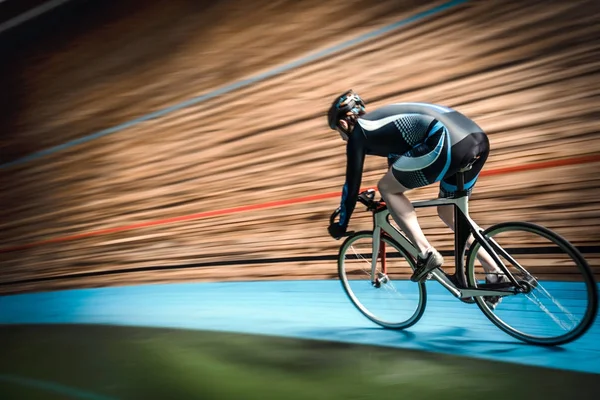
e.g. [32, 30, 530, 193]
[298, 324, 570, 358]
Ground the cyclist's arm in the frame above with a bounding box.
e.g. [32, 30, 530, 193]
[339, 133, 366, 228]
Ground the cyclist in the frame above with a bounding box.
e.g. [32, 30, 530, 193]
[326, 90, 506, 306]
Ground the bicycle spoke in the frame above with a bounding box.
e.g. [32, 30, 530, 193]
[529, 282, 580, 327]
[498, 255, 579, 331]
[466, 222, 597, 345]
[525, 290, 577, 332]
[339, 232, 426, 329]
[348, 244, 407, 299]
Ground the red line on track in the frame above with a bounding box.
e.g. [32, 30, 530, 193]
[2, 154, 599, 253]
[479, 154, 600, 177]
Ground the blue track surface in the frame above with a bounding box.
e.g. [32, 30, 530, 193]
[1, 280, 599, 374]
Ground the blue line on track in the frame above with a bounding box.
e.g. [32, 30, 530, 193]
[0, 0, 469, 169]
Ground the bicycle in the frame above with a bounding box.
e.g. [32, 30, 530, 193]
[332, 165, 598, 346]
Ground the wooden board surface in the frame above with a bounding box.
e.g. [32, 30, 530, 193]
[1, 0, 599, 294]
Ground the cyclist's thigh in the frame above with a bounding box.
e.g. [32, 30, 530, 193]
[439, 132, 489, 198]
[390, 128, 451, 190]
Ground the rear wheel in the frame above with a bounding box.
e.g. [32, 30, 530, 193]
[466, 222, 598, 346]
[338, 231, 426, 329]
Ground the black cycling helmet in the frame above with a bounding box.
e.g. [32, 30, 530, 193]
[327, 90, 366, 133]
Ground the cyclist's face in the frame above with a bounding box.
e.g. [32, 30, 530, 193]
[337, 119, 350, 141]
[337, 111, 361, 141]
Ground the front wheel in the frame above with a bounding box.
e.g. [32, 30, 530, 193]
[466, 221, 598, 346]
[338, 231, 426, 329]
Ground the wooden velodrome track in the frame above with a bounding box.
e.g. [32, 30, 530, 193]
[1, 0, 599, 294]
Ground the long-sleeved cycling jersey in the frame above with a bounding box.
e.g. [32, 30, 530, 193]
[337, 102, 488, 227]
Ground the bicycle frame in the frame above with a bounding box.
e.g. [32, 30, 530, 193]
[370, 194, 521, 300]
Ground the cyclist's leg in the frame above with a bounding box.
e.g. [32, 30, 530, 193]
[379, 170, 445, 282]
[435, 133, 503, 282]
[377, 170, 432, 254]
[381, 127, 451, 281]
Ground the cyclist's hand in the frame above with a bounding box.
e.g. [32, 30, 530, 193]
[328, 223, 347, 240]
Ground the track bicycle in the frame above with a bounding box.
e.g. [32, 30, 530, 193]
[333, 165, 598, 346]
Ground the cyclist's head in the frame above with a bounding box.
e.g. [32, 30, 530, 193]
[327, 89, 366, 141]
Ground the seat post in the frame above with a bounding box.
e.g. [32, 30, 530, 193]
[457, 171, 465, 192]
[455, 169, 468, 198]
[455, 156, 478, 197]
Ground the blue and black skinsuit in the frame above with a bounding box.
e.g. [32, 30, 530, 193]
[338, 102, 490, 228]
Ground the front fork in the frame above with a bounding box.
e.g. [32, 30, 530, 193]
[371, 228, 388, 287]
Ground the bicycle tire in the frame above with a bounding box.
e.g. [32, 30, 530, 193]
[466, 221, 598, 346]
[338, 231, 427, 329]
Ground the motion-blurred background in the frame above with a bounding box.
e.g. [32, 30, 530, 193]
[1, 0, 599, 294]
